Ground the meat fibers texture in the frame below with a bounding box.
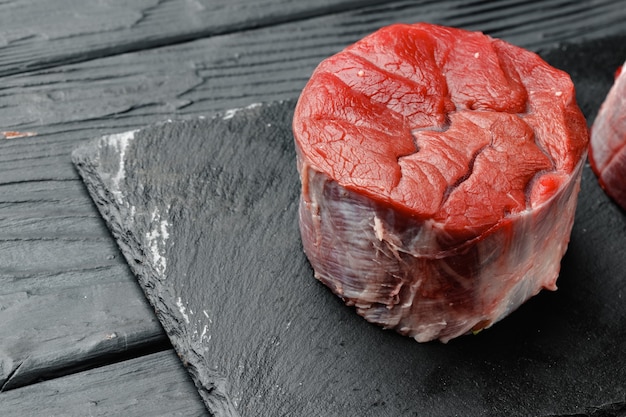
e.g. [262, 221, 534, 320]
[293, 23, 589, 343]
[589, 61, 626, 211]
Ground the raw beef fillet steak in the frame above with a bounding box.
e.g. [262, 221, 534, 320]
[293, 23, 589, 342]
[589, 61, 626, 210]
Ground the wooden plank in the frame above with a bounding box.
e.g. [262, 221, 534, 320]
[2, 0, 625, 134]
[0, 157, 170, 390]
[0, 276, 168, 391]
[0, 0, 625, 400]
[0, 0, 389, 76]
[0, 350, 210, 417]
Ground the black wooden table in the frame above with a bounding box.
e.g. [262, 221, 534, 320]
[1, 1, 626, 416]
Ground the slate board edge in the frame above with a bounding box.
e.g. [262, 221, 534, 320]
[67, 106, 281, 417]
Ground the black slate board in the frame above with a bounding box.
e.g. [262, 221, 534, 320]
[72, 35, 626, 416]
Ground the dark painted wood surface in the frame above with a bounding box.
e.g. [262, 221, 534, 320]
[2, 0, 626, 415]
[1, 350, 210, 417]
[0, 0, 391, 76]
[73, 36, 626, 416]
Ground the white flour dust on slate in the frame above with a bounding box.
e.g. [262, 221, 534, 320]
[103, 130, 139, 205]
[146, 206, 170, 280]
[222, 103, 262, 120]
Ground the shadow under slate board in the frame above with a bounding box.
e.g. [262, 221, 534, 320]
[72, 35, 626, 417]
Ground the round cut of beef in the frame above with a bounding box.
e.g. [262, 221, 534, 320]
[292, 23, 589, 342]
[589, 61, 626, 210]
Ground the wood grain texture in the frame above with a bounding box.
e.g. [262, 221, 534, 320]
[0, 350, 210, 417]
[0, 134, 170, 390]
[0, 0, 390, 76]
[0, 276, 167, 391]
[3, 0, 626, 133]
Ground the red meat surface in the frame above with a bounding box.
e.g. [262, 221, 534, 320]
[293, 23, 589, 342]
[590, 62, 626, 210]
